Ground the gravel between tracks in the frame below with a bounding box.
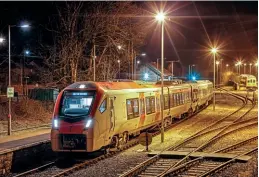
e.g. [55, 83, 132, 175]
[21, 94, 258, 177]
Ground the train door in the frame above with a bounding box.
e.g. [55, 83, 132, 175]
[109, 97, 116, 132]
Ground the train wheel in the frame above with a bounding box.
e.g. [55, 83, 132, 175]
[110, 136, 120, 150]
[122, 132, 129, 144]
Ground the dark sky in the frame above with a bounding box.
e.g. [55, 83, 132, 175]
[0, 1, 257, 77]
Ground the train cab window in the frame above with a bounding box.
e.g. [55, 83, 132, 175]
[60, 91, 95, 117]
[126, 98, 139, 119]
[99, 98, 107, 113]
[253, 80, 256, 83]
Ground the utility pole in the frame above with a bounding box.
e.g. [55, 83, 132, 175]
[167, 60, 179, 80]
[93, 35, 96, 82]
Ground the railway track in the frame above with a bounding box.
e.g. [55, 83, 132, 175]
[119, 122, 257, 177]
[119, 90, 256, 177]
[12, 101, 207, 177]
[163, 136, 258, 177]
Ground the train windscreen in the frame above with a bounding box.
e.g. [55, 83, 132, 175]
[60, 91, 95, 117]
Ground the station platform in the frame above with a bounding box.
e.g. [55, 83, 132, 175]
[0, 128, 50, 154]
[148, 151, 251, 162]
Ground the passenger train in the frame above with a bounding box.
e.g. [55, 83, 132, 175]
[51, 80, 213, 153]
[238, 74, 257, 90]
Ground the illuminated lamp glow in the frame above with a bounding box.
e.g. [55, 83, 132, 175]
[85, 119, 92, 128]
[79, 84, 85, 88]
[144, 73, 149, 80]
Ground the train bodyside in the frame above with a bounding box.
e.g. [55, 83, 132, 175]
[51, 80, 213, 153]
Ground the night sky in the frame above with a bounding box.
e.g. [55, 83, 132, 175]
[0, 1, 257, 77]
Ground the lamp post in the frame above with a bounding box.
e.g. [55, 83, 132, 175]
[117, 60, 121, 79]
[250, 63, 252, 74]
[134, 53, 146, 80]
[237, 61, 242, 75]
[8, 24, 29, 135]
[235, 63, 238, 74]
[226, 64, 229, 72]
[216, 61, 220, 86]
[21, 50, 30, 95]
[190, 64, 195, 78]
[244, 63, 246, 74]
[211, 48, 217, 111]
[156, 12, 165, 143]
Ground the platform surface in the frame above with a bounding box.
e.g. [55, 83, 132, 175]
[0, 129, 50, 154]
[148, 151, 251, 162]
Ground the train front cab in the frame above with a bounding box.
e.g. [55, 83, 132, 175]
[51, 82, 109, 153]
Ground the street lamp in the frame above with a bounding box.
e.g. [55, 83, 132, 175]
[226, 64, 229, 72]
[0, 37, 4, 43]
[211, 48, 217, 111]
[8, 23, 30, 135]
[117, 60, 121, 79]
[216, 61, 220, 86]
[156, 11, 165, 143]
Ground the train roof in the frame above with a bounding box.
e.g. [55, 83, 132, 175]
[66, 80, 212, 91]
[66, 81, 188, 90]
[240, 74, 256, 79]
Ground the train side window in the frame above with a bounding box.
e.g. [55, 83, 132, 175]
[170, 94, 173, 108]
[164, 95, 169, 109]
[182, 93, 185, 104]
[133, 99, 139, 117]
[99, 98, 107, 113]
[146, 97, 151, 115]
[126, 98, 139, 119]
[151, 97, 155, 113]
[126, 99, 134, 119]
[173, 94, 177, 106]
[156, 96, 160, 112]
[176, 93, 180, 106]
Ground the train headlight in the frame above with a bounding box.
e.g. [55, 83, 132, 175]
[85, 119, 92, 128]
[53, 119, 59, 129]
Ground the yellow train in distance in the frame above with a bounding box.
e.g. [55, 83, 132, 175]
[51, 80, 213, 153]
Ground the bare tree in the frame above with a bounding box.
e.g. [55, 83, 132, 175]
[44, 2, 149, 85]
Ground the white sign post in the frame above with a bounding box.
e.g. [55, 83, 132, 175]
[7, 87, 14, 98]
